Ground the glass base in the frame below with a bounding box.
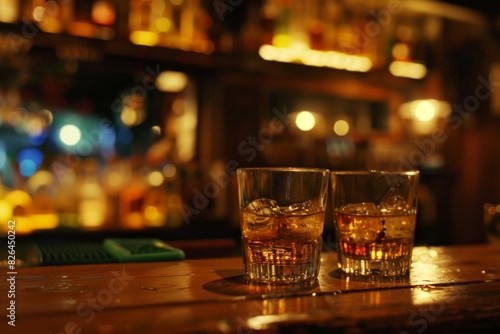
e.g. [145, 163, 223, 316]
[339, 254, 411, 276]
[245, 262, 319, 284]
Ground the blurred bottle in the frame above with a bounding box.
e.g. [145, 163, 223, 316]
[119, 156, 147, 229]
[53, 157, 79, 229]
[2, 165, 33, 233]
[103, 157, 131, 227]
[26, 169, 59, 230]
[142, 164, 168, 227]
[77, 158, 107, 229]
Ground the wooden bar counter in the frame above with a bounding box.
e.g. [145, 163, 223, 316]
[4, 240, 500, 333]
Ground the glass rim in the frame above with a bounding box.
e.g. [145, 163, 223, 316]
[237, 167, 330, 173]
[331, 170, 419, 176]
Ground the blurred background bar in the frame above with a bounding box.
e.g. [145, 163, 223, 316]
[1, 0, 500, 251]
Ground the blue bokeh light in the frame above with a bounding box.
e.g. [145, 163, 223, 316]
[17, 148, 43, 177]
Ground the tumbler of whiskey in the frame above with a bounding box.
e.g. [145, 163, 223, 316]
[331, 170, 419, 276]
[237, 168, 329, 284]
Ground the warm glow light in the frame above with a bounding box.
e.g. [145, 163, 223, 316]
[26, 170, 54, 194]
[295, 111, 316, 131]
[0, 200, 12, 224]
[121, 107, 139, 126]
[0, 0, 18, 23]
[79, 200, 106, 228]
[68, 22, 98, 38]
[33, 213, 59, 230]
[92, 1, 116, 26]
[130, 31, 159, 46]
[156, 71, 189, 92]
[333, 120, 350, 136]
[121, 94, 145, 126]
[163, 164, 177, 178]
[398, 99, 452, 134]
[148, 171, 164, 187]
[399, 99, 451, 120]
[60, 124, 81, 146]
[272, 34, 291, 48]
[389, 61, 427, 79]
[392, 43, 410, 60]
[259, 45, 372, 72]
[143, 206, 165, 226]
[155, 17, 172, 32]
[107, 171, 123, 188]
[32, 6, 45, 22]
[5, 190, 32, 215]
[414, 100, 436, 121]
[259, 44, 279, 61]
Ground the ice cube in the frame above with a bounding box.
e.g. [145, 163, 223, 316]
[283, 200, 317, 214]
[340, 202, 378, 215]
[377, 195, 409, 214]
[245, 198, 282, 216]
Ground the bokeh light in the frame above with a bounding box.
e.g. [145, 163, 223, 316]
[60, 124, 82, 146]
[295, 111, 316, 131]
[415, 100, 436, 121]
[333, 120, 350, 136]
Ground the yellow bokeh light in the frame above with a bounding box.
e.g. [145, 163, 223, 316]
[156, 71, 189, 92]
[0, 0, 18, 23]
[295, 111, 315, 131]
[32, 6, 45, 22]
[389, 61, 427, 79]
[130, 31, 159, 46]
[155, 17, 172, 32]
[107, 171, 123, 189]
[333, 120, 350, 136]
[163, 164, 177, 178]
[148, 171, 164, 187]
[92, 0, 116, 26]
[414, 100, 436, 121]
[59, 124, 81, 146]
[392, 42, 410, 60]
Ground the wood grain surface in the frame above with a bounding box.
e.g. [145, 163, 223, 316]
[3, 241, 500, 333]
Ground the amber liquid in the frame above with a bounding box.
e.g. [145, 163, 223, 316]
[335, 212, 416, 276]
[241, 211, 324, 283]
